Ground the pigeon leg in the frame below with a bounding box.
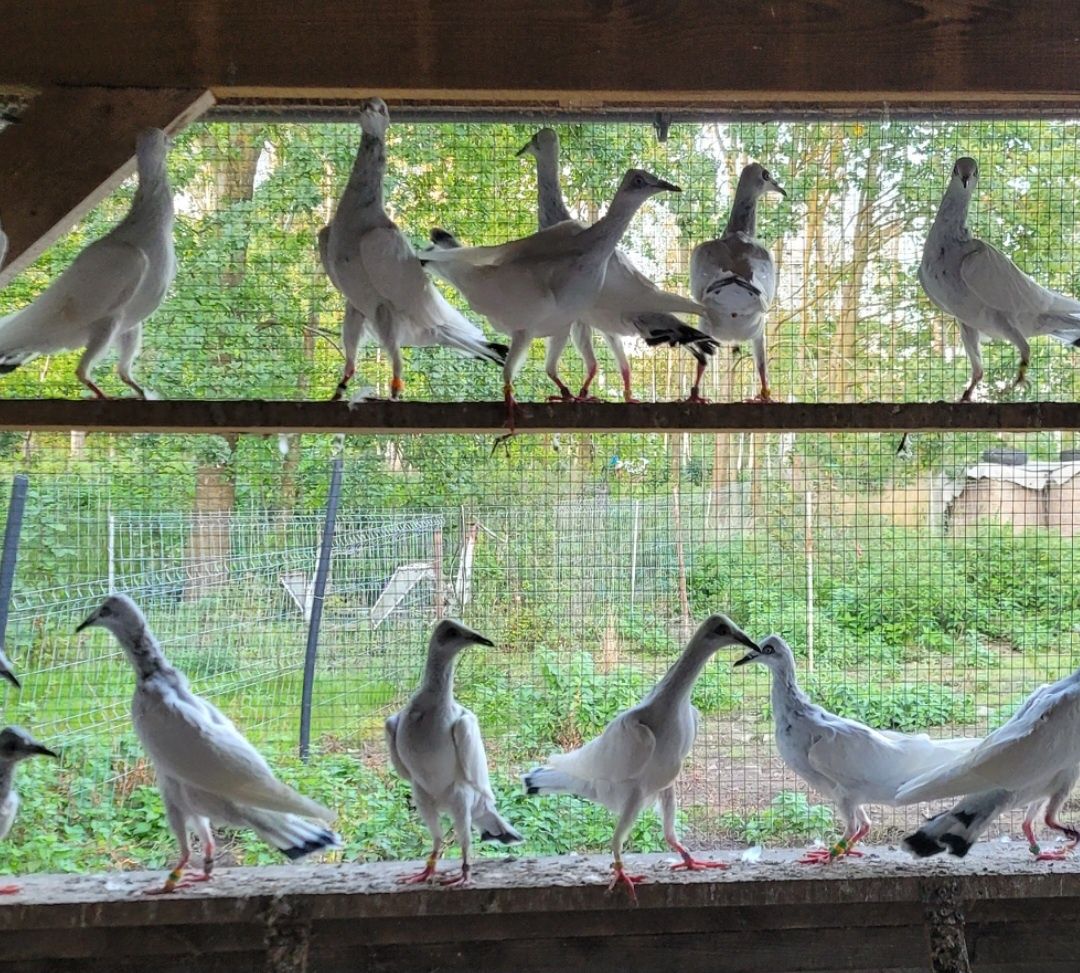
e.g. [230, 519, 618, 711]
[602, 332, 635, 403]
[185, 818, 214, 883]
[684, 359, 710, 403]
[608, 860, 647, 903]
[1036, 791, 1080, 860]
[607, 793, 648, 902]
[400, 791, 445, 884]
[800, 808, 868, 864]
[660, 785, 728, 871]
[1023, 810, 1043, 858]
[332, 305, 364, 401]
[545, 330, 576, 401]
[958, 324, 984, 402]
[570, 323, 602, 401]
[439, 801, 473, 888]
[146, 799, 196, 894]
[76, 320, 120, 400]
[145, 851, 193, 895]
[388, 341, 405, 400]
[115, 326, 148, 399]
[744, 333, 772, 402]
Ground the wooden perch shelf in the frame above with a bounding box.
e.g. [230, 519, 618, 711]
[1, 399, 1079, 435]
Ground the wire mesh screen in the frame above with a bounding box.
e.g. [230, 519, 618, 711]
[4, 118, 1080, 402]
[0, 429, 1078, 875]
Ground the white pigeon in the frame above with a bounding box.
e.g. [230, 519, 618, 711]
[689, 162, 786, 402]
[0, 726, 57, 895]
[0, 129, 175, 398]
[385, 619, 522, 887]
[423, 168, 682, 425]
[515, 128, 715, 402]
[921, 156, 1080, 401]
[0, 646, 17, 689]
[898, 667, 1080, 861]
[76, 594, 340, 894]
[324, 97, 507, 401]
[735, 635, 979, 864]
[523, 614, 758, 901]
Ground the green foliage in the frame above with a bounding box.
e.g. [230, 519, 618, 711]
[804, 678, 974, 731]
[720, 791, 834, 846]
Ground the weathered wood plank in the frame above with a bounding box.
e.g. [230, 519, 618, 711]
[0, 399, 1076, 435]
[1, 1, 1079, 104]
[0, 87, 213, 282]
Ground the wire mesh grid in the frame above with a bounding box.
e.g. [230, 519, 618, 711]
[4, 118, 1080, 403]
[0, 428, 1077, 875]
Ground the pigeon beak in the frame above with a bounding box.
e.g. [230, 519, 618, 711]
[656, 179, 682, 193]
[473, 635, 496, 647]
[774, 183, 788, 197]
[30, 743, 57, 759]
[734, 630, 760, 651]
[74, 612, 97, 633]
[733, 649, 760, 667]
[0, 667, 19, 689]
[515, 140, 534, 157]
[961, 176, 969, 188]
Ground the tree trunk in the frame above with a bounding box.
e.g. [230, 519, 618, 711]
[833, 137, 881, 399]
[187, 463, 235, 599]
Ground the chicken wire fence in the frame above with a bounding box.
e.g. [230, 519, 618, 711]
[0, 429, 1077, 875]
[4, 116, 1080, 403]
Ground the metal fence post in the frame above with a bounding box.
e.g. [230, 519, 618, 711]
[299, 457, 343, 761]
[0, 475, 28, 663]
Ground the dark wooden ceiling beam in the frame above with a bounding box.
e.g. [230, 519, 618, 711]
[0, 1, 1077, 104]
[0, 399, 1076, 435]
[0, 87, 214, 282]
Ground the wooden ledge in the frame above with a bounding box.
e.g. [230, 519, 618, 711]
[1, 399, 1079, 435]
[0, 848, 1077, 972]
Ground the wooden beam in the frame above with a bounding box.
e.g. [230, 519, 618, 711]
[0, 399, 1078, 435]
[0, 2, 1078, 104]
[0, 87, 214, 282]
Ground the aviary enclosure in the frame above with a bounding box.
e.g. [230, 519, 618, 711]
[0, 109, 1078, 878]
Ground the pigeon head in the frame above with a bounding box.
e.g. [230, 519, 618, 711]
[952, 157, 979, 191]
[695, 613, 759, 652]
[359, 97, 391, 139]
[429, 619, 495, 659]
[740, 162, 787, 199]
[0, 726, 57, 764]
[517, 127, 560, 160]
[76, 593, 146, 644]
[733, 633, 794, 669]
[616, 168, 682, 200]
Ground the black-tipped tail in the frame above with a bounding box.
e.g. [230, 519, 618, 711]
[0, 360, 24, 375]
[278, 826, 341, 860]
[476, 808, 523, 845]
[430, 227, 462, 249]
[479, 342, 509, 366]
[635, 313, 719, 366]
[902, 828, 946, 859]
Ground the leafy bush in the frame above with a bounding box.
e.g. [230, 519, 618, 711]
[805, 678, 975, 731]
[720, 791, 834, 845]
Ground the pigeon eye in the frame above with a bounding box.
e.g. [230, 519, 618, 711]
[99, 605, 112, 617]
[763, 644, 775, 654]
[762, 169, 771, 181]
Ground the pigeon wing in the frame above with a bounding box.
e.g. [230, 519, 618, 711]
[134, 681, 335, 821]
[548, 710, 656, 784]
[384, 712, 412, 781]
[450, 708, 495, 801]
[960, 240, 1080, 317]
[0, 239, 149, 355]
[898, 683, 1080, 802]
